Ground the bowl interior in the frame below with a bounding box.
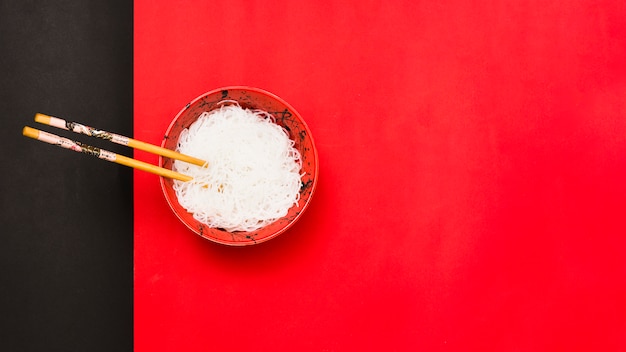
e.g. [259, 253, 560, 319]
[159, 87, 317, 246]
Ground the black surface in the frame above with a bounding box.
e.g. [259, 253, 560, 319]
[0, 1, 133, 350]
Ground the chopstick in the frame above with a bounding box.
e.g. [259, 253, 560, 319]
[23, 126, 193, 182]
[34, 113, 207, 167]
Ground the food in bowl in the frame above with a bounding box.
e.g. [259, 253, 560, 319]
[160, 87, 317, 245]
[172, 103, 302, 232]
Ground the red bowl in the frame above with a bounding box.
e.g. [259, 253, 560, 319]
[159, 87, 318, 246]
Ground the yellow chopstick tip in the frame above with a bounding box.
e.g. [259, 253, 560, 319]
[22, 126, 40, 139]
[34, 113, 51, 125]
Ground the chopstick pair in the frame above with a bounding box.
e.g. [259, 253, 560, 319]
[22, 113, 206, 182]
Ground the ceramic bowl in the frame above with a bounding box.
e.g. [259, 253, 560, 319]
[159, 86, 318, 246]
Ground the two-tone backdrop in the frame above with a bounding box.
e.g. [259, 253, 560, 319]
[3, 0, 626, 351]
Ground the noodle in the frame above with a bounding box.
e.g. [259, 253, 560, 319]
[172, 104, 302, 232]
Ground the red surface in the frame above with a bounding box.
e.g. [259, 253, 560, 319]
[134, 1, 626, 350]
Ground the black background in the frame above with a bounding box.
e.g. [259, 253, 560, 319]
[0, 1, 133, 350]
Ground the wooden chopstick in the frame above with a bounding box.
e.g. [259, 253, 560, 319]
[34, 113, 207, 167]
[22, 126, 192, 182]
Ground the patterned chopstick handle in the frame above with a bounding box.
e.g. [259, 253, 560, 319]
[26, 126, 117, 161]
[40, 114, 130, 146]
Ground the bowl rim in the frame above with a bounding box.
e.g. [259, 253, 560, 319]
[159, 86, 318, 246]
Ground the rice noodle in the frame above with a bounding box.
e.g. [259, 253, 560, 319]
[172, 104, 302, 232]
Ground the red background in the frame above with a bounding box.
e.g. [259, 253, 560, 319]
[134, 1, 626, 350]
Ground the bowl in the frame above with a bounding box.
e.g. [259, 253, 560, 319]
[159, 86, 318, 246]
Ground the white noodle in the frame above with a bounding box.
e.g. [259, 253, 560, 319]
[172, 104, 302, 232]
